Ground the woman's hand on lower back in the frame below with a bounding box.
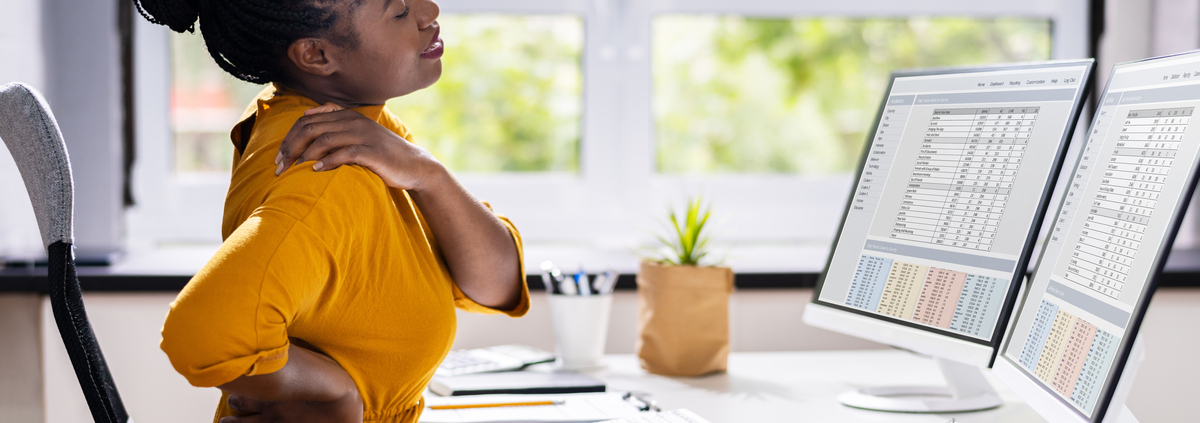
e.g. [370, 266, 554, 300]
[217, 344, 362, 420]
[220, 391, 363, 423]
[275, 102, 449, 192]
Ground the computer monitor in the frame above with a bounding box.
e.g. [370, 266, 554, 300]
[993, 51, 1200, 423]
[803, 60, 1095, 412]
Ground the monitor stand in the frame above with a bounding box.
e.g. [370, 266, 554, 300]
[838, 356, 1002, 413]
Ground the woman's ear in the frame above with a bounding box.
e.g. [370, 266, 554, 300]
[287, 38, 340, 77]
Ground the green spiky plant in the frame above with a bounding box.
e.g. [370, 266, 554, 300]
[654, 196, 717, 266]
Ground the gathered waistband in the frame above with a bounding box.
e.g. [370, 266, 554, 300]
[365, 397, 424, 423]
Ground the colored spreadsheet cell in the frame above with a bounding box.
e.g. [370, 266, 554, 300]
[912, 268, 968, 328]
[1051, 319, 1098, 397]
[843, 254, 1008, 339]
[1017, 299, 1122, 413]
[1035, 308, 1077, 382]
[1019, 300, 1060, 370]
[876, 262, 929, 319]
[1071, 330, 1119, 412]
[948, 274, 1006, 337]
[846, 255, 893, 310]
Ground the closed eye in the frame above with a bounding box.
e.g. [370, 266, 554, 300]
[396, 6, 410, 19]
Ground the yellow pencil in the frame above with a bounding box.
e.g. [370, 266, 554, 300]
[428, 400, 565, 410]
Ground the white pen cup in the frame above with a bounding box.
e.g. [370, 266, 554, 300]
[547, 293, 613, 370]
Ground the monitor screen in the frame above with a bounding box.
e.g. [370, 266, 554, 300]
[999, 52, 1200, 421]
[814, 61, 1093, 345]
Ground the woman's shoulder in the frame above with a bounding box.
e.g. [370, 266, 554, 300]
[223, 87, 400, 228]
[265, 163, 391, 213]
[223, 162, 394, 241]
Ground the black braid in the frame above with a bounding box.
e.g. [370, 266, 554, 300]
[132, 0, 356, 84]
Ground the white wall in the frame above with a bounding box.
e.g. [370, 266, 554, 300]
[452, 290, 887, 354]
[0, 0, 126, 259]
[1151, 0, 1200, 57]
[40, 0, 125, 256]
[0, 0, 47, 259]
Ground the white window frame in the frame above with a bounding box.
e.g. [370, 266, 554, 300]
[129, 0, 1089, 269]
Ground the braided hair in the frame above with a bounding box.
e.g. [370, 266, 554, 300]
[133, 0, 358, 84]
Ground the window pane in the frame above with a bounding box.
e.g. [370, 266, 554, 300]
[653, 17, 1052, 174]
[170, 15, 582, 174]
[387, 15, 583, 173]
[171, 31, 260, 173]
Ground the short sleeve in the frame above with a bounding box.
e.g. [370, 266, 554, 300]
[160, 210, 334, 387]
[450, 205, 530, 317]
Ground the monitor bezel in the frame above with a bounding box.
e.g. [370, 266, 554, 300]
[810, 59, 1096, 364]
[995, 50, 1200, 423]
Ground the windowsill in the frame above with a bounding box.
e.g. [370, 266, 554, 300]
[4, 243, 1200, 292]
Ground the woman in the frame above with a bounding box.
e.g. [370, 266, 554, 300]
[134, 0, 530, 422]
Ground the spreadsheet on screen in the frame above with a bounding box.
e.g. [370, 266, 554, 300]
[818, 63, 1091, 341]
[1003, 54, 1200, 418]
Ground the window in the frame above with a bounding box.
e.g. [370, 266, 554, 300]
[132, 0, 1089, 270]
[654, 17, 1052, 174]
[167, 15, 584, 175]
[386, 15, 583, 173]
[170, 32, 260, 173]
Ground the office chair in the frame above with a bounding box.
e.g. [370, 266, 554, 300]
[0, 83, 130, 423]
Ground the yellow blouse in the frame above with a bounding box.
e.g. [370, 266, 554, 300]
[160, 86, 530, 423]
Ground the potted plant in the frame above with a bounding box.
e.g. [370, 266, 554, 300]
[636, 196, 733, 376]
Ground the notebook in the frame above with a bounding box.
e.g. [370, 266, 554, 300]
[429, 371, 605, 396]
[420, 392, 644, 423]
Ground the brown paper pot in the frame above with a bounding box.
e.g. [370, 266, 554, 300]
[635, 261, 734, 376]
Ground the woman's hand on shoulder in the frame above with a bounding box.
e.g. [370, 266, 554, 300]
[220, 392, 363, 423]
[276, 103, 449, 192]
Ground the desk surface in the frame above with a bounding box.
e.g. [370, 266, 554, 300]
[555, 351, 1047, 423]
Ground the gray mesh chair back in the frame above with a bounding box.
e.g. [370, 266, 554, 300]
[0, 82, 129, 423]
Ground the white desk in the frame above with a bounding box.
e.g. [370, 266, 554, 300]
[555, 351, 1047, 423]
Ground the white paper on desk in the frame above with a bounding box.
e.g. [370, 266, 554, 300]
[420, 393, 645, 423]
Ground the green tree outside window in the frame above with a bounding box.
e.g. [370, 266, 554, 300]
[654, 17, 1052, 174]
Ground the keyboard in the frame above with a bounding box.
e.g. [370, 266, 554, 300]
[598, 409, 712, 423]
[436, 345, 555, 377]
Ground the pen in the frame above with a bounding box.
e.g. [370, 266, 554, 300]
[575, 270, 592, 296]
[558, 269, 578, 295]
[598, 269, 618, 294]
[591, 272, 608, 294]
[427, 400, 564, 410]
[542, 271, 557, 295]
[554, 270, 569, 295]
[622, 392, 659, 412]
[540, 261, 558, 295]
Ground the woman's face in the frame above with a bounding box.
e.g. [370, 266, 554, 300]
[331, 0, 442, 104]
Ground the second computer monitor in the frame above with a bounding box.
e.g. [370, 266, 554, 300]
[995, 50, 1200, 423]
[806, 60, 1094, 367]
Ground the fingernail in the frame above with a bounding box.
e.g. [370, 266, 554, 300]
[313, 162, 324, 171]
[276, 163, 284, 175]
[275, 152, 282, 165]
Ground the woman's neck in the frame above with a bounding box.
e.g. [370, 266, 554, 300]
[275, 81, 383, 109]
